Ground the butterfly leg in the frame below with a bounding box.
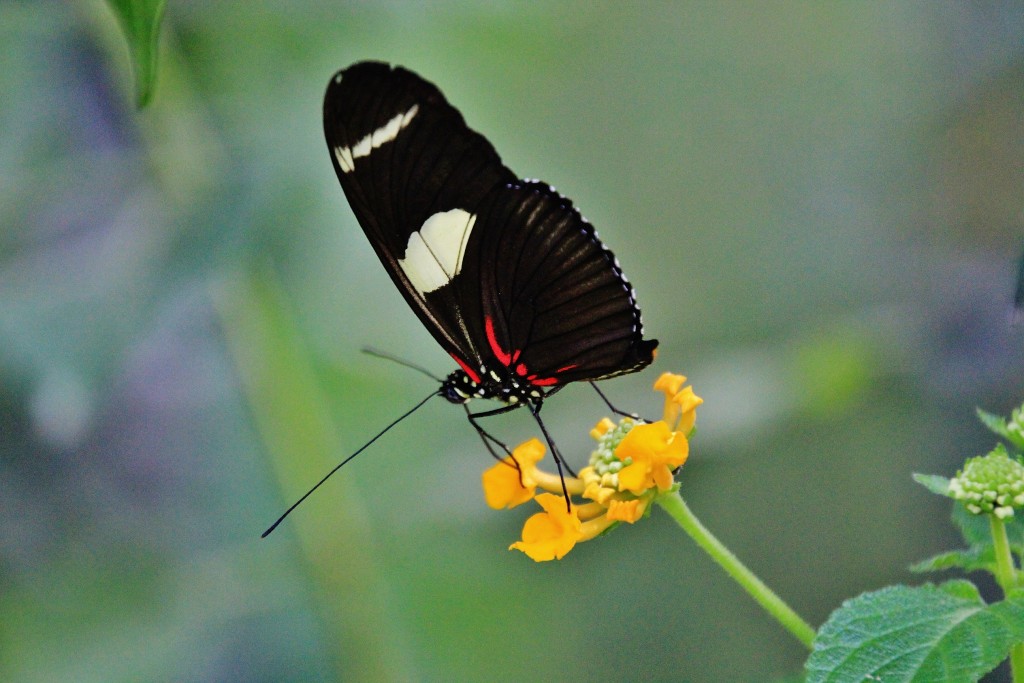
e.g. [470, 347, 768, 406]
[465, 402, 522, 461]
[465, 402, 530, 487]
[525, 399, 577, 511]
[590, 382, 648, 421]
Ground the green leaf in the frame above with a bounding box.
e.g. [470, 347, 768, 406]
[106, 0, 166, 108]
[977, 407, 1012, 440]
[977, 406, 1024, 451]
[912, 473, 951, 497]
[953, 504, 1024, 553]
[909, 548, 993, 575]
[916, 506, 1024, 580]
[805, 582, 1024, 683]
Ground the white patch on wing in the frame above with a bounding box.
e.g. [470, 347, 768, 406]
[333, 104, 419, 174]
[398, 209, 476, 294]
[334, 145, 355, 173]
[351, 135, 372, 159]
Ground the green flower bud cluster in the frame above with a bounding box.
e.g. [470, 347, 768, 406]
[589, 418, 638, 475]
[948, 445, 1024, 518]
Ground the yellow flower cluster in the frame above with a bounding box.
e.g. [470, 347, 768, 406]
[482, 373, 702, 561]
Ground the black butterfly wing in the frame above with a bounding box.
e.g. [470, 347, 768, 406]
[461, 181, 658, 387]
[323, 62, 515, 363]
[324, 62, 656, 391]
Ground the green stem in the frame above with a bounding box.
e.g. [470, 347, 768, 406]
[989, 515, 1024, 683]
[991, 515, 1018, 591]
[1011, 635, 1024, 682]
[656, 490, 816, 649]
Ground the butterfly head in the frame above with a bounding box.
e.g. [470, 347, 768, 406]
[440, 370, 476, 404]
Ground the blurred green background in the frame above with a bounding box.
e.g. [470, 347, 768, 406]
[3, 2, 1024, 681]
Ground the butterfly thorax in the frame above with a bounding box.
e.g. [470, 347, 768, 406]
[439, 368, 547, 406]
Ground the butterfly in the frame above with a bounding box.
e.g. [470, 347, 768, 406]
[262, 62, 657, 536]
[324, 61, 657, 404]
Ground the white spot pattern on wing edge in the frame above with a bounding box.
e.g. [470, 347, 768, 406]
[334, 104, 419, 173]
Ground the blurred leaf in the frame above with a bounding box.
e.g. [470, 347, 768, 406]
[216, 265, 418, 682]
[106, 0, 166, 107]
[791, 329, 875, 416]
[912, 472, 951, 497]
[805, 582, 1024, 683]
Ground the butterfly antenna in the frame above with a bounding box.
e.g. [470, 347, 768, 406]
[261, 389, 438, 538]
[361, 346, 443, 382]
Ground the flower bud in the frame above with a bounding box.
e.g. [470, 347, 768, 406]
[948, 444, 1024, 518]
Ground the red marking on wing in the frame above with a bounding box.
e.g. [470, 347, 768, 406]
[524, 363, 577, 387]
[484, 316, 512, 366]
[450, 352, 481, 384]
[483, 315, 569, 387]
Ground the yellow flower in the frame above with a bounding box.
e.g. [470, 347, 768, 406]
[615, 421, 689, 494]
[590, 417, 616, 441]
[482, 438, 546, 509]
[654, 372, 686, 397]
[671, 386, 703, 434]
[606, 497, 647, 523]
[655, 372, 703, 432]
[486, 370, 701, 561]
[509, 493, 584, 561]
